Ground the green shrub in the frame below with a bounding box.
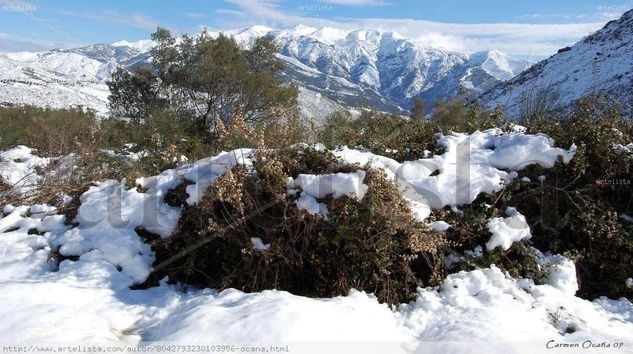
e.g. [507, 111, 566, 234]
[426, 96, 633, 300]
[319, 104, 506, 162]
[0, 106, 132, 208]
[319, 110, 442, 162]
[138, 28, 298, 128]
[107, 66, 163, 124]
[431, 98, 506, 132]
[99, 107, 222, 179]
[485, 96, 633, 299]
[0, 105, 97, 154]
[427, 192, 545, 283]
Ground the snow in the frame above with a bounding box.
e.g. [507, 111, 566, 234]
[311, 27, 350, 45]
[468, 50, 531, 81]
[0, 129, 576, 288]
[0, 52, 111, 114]
[184, 149, 253, 205]
[289, 170, 368, 200]
[479, 9, 633, 117]
[614, 142, 633, 155]
[0, 132, 631, 349]
[0, 145, 50, 194]
[621, 214, 633, 223]
[2, 205, 632, 350]
[137, 148, 254, 206]
[295, 86, 347, 125]
[295, 192, 329, 217]
[287, 170, 368, 218]
[485, 207, 532, 251]
[428, 220, 451, 233]
[400, 266, 633, 350]
[537, 251, 580, 296]
[1, 24, 529, 118]
[335, 128, 575, 220]
[250, 237, 270, 252]
[54, 180, 173, 282]
[47, 149, 254, 284]
[111, 39, 155, 52]
[465, 245, 484, 259]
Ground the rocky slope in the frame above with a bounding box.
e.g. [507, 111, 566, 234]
[477, 9, 633, 118]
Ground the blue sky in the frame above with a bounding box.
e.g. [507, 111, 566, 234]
[1, 0, 632, 59]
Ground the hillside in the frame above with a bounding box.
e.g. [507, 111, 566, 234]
[0, 25, 530, 117]
[227, 25, 531, 114]
[477, 9, 633, 117]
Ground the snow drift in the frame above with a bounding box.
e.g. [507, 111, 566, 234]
[1, 128, 631, 353]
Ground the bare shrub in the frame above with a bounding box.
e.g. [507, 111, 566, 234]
[144, 147, 447, 304]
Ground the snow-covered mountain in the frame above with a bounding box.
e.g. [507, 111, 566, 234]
[0, 51, 113, 112]
[478, 9, 633, 118]
[0, 25, 531, 117]
[232, 25, 531, 113]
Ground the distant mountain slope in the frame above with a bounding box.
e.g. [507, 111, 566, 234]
[0, 49, 345, 122]
[0, 51, 111, 112]
[232, 26, 530, 114]
[0, 25, 530, 117]
[477, 9, 633, 118]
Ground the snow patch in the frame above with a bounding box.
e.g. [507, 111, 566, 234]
[485, 207, 531, 251]
[0, 145, 50, 194]
[289, 170, 368, 200]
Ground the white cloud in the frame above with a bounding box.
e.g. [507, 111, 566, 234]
[223, 0, 291, 21]
[0, 33, 73, 52]
[319, 0, 389, 6]
[3, 0, 614, 59]
[217, 0, 609, 59]
[57, 10, 158, 30]
[352, 18, 604, 57]
[184, 12, 208, 19]
[215, 8, 247, 17]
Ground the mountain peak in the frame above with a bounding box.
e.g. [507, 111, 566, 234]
[287, 24, 318, 36]
[310, 27, 350, 44]
[110, 40, 155, 52]
[238, 25, 274, 37]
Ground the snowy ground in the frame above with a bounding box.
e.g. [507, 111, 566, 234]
[0, 128, 632, 353]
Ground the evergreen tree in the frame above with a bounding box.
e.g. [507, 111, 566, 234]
[150, 28, 297, 128]
[107, 66, 162, 124]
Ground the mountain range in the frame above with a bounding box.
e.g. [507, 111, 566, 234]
[0, 25, 530, 120]
[233, 25, 531, 114]
[1, 9, 632, 120]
